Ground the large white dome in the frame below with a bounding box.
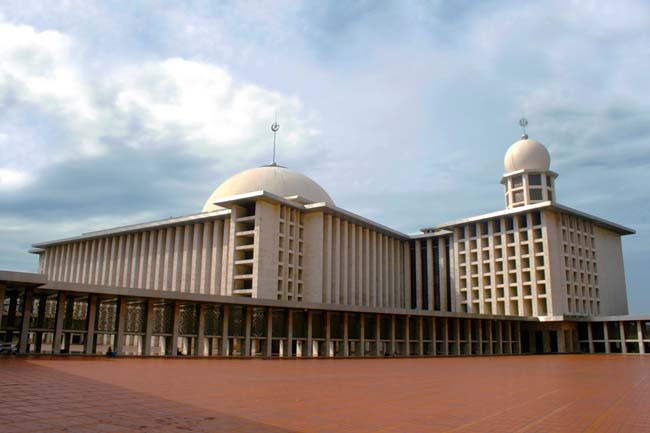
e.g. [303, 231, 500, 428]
[202, 165, 334, 212]
[504, 137, 551, 173]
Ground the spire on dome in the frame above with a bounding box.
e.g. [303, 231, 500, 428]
[519, 118, 529, 140]
[270, 115, 280, 166]
[501, 121, 557, 209]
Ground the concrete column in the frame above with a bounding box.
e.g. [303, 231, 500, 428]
[114, 297, 127, 355]
[85, 295, 97, 355]
[0, 284, 6, 333]
[505, 321, 512, 355]
[466, 319, 472, 355]
[334, 218, 342, 305]
[390, 315, 396, 354]
[265, 307, 272, 357]
[343, 313, 349, 357]
[443, 318, 449, 356]
[432, 318, 437, 356]
[18, 288, 34, 354]
[170, 301, 180, 356]
[375, 314, 381, 356]
[587, 322, 595, 353]
[558, 327, 567, 353]
[242, 306, 251, 357]
[438, 238, 448, 312]
[404, 316, 410, 356]
[418, 317, 424, 356]
[515, 322, 522, 354]
[603, 322, 610, 354]
[455, 318, 461, 356]
[341, 221, 348, 305]
[426, 240, 434, 311]
[63, 299, 74, 353]
[619, 322, 627, 354]
[196, 304, 206, 356]
[638, 321, 645, 354]
[415, 240, 422, 310]
[221, 305, 229, 356]
[359, 314, 365, 357]
[287, 309, 293, 357]
[306, 311, 313, 358]
[323, 216, 332, 304]
[487, 321, 494, 355]
[52, 292, 67, 354]
[34, 294, 47, 353]
[477, 320, 483, 355]
[507, 322, 514, 354]
[404, 243, 411, 311]
[496, 322, 503, 355]
[325, 311, 331, 357]
[143, 299, 154, 356]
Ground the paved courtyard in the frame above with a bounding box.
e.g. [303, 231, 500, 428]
[1, 355, 649, 433]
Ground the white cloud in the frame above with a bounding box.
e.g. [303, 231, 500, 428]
[109, 58, 317, 164]
[0, 22, 86, 110]
[0, 20, 319, 191]
[0, 21, 99, 162]
[0, 168, 32, 190]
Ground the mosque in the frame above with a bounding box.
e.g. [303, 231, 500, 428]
[1, 122, 648, 357]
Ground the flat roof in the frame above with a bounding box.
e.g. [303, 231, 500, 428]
[422, 201, 635, 236]
[31, 196, 634, 252]
[32, 209, 230, 249]
[0, 270, 47, 287]
[32, 190, 412, 249]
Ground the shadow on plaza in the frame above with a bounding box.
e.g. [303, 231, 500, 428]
[0, 359, 295, 433]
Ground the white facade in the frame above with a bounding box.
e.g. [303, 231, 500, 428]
[32, 134, 633, 319]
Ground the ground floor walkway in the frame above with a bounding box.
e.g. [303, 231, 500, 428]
[1, 355, 649, 433]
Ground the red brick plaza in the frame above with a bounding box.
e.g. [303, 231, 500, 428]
[1, 355, 649, 433]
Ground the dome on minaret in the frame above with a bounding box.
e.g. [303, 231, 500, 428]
[202, 164, 334, 212]
[504, 136, 551, 173]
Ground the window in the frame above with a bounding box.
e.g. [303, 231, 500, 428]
[529, 174, 542, 185]
[513, 191, 524, 203]
[547, 190, 553, 201]
[512, 176, 523, 188]
[546, 176, 553, 187]
[529, 188, 543, 200]
[519, 214, 528, 229]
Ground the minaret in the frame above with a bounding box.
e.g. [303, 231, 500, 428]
[501, 119, 557, 209]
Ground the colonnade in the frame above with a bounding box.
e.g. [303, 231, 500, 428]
[1, 286, 527, 357]
[579, 321, 649, 354]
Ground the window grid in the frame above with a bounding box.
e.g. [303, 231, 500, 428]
[277, 206, 304, 302]
[561, 214, 599, 315]
[456, 211, 548, 317]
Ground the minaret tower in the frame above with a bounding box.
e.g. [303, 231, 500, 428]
[501, 119, 557, 209]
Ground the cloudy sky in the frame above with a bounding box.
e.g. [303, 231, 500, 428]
[1, 1, 649, 312]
